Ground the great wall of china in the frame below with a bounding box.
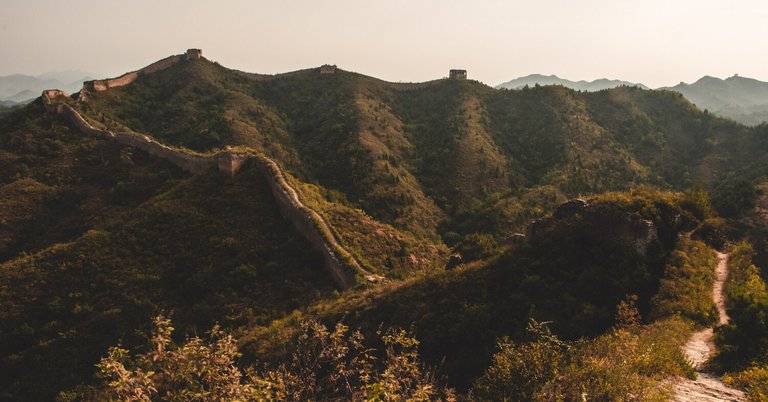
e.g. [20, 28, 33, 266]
[78, 49, 203, 100]
[41, 67, 372, 289]
[38, 49, 472, 289]
[75, 46, 447, 102]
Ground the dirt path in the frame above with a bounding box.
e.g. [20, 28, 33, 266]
[672, 252, 746, 401]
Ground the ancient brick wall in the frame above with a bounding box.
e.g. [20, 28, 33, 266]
[250, 155, 365, 288]
[112, 132, 210, 173]
[40, 89, 369, 289]
[80, 54, 185, 97]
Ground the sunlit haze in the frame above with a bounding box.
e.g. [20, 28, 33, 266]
[2, 0, 768, 87]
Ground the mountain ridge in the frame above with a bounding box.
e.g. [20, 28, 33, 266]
[3, 49, 768, 399]
[661, 74, 768, 125]
[496, 73, 649, 91]
[0, 71, 96, 103]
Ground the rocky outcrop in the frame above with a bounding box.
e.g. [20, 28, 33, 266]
[526, 199, 657, 255]
[40, 89, 371, 289]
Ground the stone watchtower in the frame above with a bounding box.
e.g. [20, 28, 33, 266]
[320, 64, 337, 74]
[217, 149, 249, 177]
[449, 69, 467, 80]
[186, 49, 203, 60]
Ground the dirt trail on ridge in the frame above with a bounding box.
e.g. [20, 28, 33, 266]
[671, 252, 746, 401]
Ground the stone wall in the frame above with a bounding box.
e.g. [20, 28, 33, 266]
[80, 54, 186, 99]
[40, 89, 370, 289]
[113, 132, 210, 173]
[251, 156, 364, 288]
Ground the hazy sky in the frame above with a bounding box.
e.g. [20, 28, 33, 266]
[2, 0, 768, 87]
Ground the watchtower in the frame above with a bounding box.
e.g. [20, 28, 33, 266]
[186, 49, 203, 60]
[449, 69, 467, 80]
[320, 64, 337, 74]
[217, 150, 249, 176]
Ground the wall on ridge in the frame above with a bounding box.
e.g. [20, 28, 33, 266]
[40, 90, 367, 289]
[42, 90, 210, 173]
[113, 132, 209, 173]
[82, 55, 186, 95]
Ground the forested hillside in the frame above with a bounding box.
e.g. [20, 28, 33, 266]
[3, 53, 768, 400]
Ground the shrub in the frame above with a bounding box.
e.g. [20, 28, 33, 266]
[473, 320, 567, 401]
[717, 243, 768, 370]
[474, 304, 691, 401]
[649, 238, 718, 325]
[725, 365, 768, 402]
[92, 315, 454, 401]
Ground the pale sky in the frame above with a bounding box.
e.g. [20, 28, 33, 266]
[2, 0, 768, 88]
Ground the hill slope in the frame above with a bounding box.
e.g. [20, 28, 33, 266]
[79, 57, 768, 244]
[3, 51, 768, 399]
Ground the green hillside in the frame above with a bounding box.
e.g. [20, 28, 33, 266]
[4, 53, 768, 399]
[0, 104, 335, 400]
[79, 58, 768, 245]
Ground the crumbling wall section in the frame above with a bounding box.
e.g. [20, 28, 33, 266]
[525, 199, 658, 255]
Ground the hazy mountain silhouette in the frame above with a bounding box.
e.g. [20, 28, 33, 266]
[496, 74, 648, 91]
[662, 75, 768, 125]
[0, 71, 95, 103]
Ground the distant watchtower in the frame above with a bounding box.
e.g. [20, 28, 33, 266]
[449, 69, 467, 80]
[320, 64, 337, 74]
[186, 49, 203, 60]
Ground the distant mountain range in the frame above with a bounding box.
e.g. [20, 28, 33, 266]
[0, 71, 95, 104]
[496, 74, 648, 92]
[660, 75, 768, 126]
[498, 73, 768, 125]
[5, 68, 768, 125]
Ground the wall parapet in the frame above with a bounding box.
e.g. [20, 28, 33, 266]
[78, 53, 191, 100]
[40, 89, 372, 289]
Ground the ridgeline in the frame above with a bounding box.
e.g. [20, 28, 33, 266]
[3, 49, 768, 400]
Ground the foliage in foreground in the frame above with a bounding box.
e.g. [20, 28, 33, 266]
[473, 298, 692, 401]
[719, 243, 768, 400]
[83, 315, 453, 401]
[649, 238, 718, 325]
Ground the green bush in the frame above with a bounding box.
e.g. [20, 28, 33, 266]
[87, 315, 454, 401]
[725, 365, 768, 402]
[649, 238, 718, 325]
[474, 313, 691, 401]
[717, 243, 768, 371]
[474, 320, 566, 401]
